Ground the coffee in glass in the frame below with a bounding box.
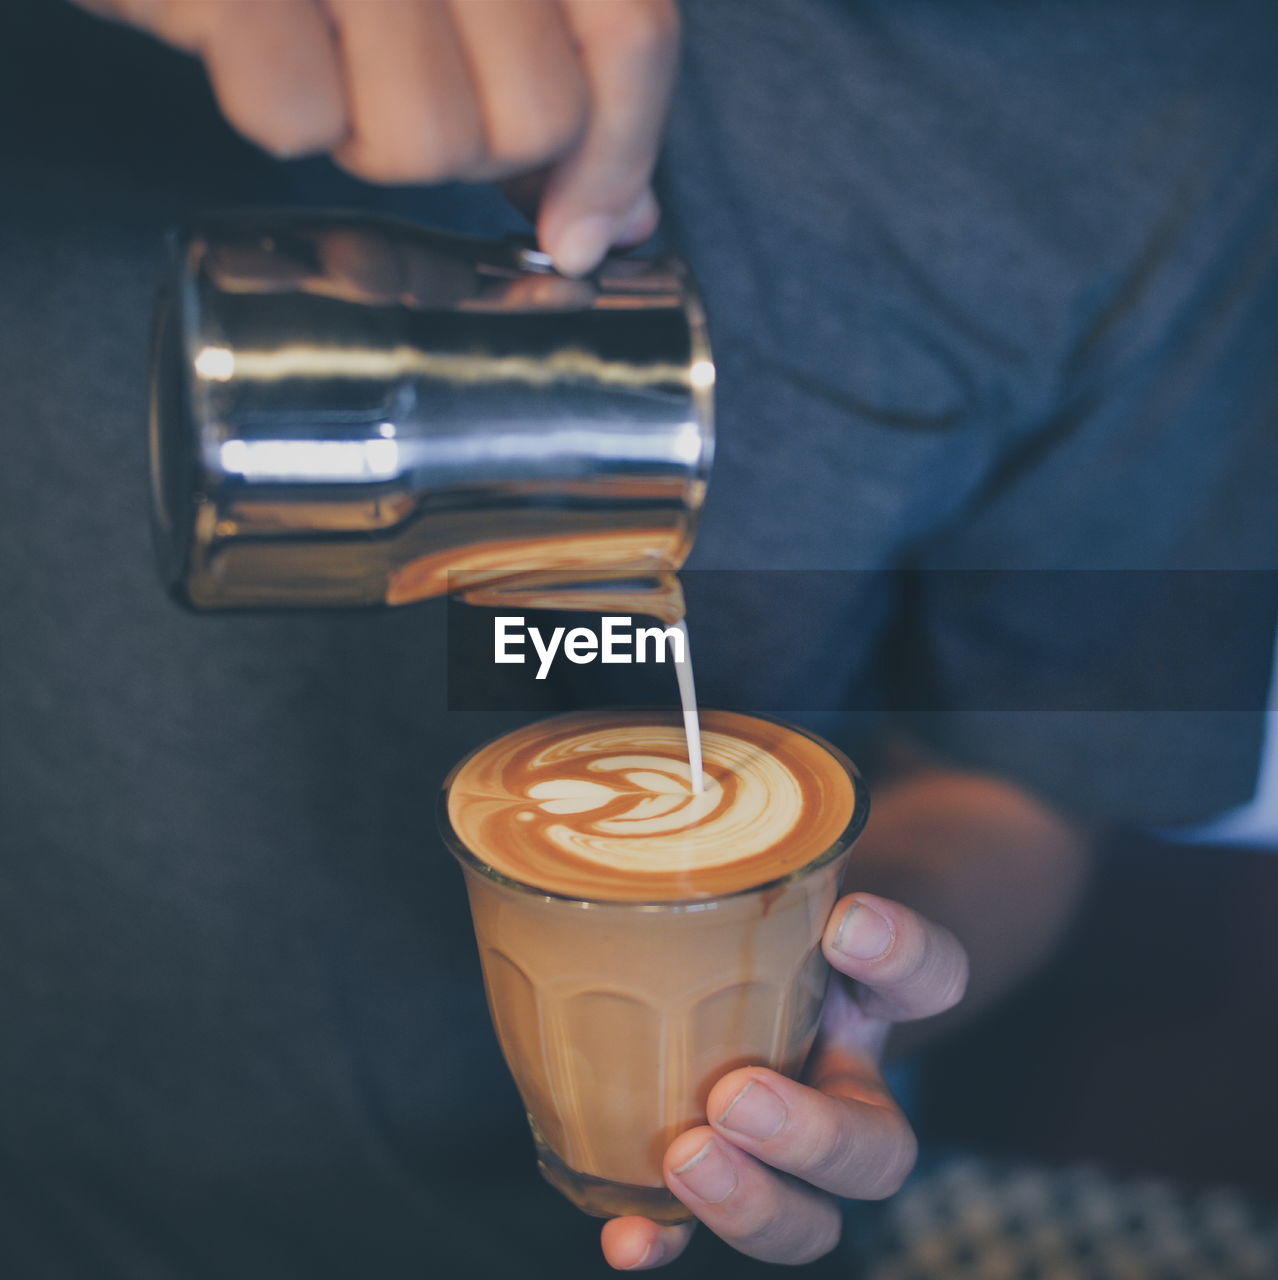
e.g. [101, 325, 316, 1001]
[439, 708, 867, 1222]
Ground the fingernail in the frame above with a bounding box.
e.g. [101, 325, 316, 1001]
[623, 1242, 654, 1270]
[717, 1080, 786, 1140]
[672, 1138, 737, 1204]
[833, 901, 894, 961]
[550, 214, 614, 278]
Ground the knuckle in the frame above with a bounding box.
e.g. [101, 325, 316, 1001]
[806, 1112, 857, 1183]
[737, 1199, 840, 1265]
[912, 927, 969, 1015]
[887, 916, 967, 1012]
[735, 1200, 793, 1251]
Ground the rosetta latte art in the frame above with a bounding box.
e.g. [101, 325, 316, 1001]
[446, 709, 859, 901]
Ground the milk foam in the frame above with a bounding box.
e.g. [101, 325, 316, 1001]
[446, 710, 859, 901]
[528, 734, 799, 874]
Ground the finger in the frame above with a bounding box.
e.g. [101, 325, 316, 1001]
[69, 0, 203, 43]
[326, 0, 482, 184]
[612, 187, 662, 247]
[198, 1, 348, 158]
[705, 1063, 916, 1202]
[822, 893, 970, 1022]
[503, 164, 660, 243]
[67, 0, 148, 22]
[599, 1216, 694, 1271]
[539, 0, 680, 275]
[447, 0, 588, 178]
[662, 1126, 843, 1265]
[502, 166, 658, 248]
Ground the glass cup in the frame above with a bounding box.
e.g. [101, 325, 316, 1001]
[438, 712, 868, 1223]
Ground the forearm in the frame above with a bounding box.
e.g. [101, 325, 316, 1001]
[847, 742, 1096, 1051]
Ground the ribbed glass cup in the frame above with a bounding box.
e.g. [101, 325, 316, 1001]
[439, 711, 869, 1222]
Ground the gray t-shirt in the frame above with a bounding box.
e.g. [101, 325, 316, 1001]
[2, 0, 1276, 1276]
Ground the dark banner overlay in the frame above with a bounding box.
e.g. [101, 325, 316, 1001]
[445, 570, 1278, 715]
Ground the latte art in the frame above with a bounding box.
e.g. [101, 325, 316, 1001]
[446, 710, 859, 900]
[525, 737, 798, 875]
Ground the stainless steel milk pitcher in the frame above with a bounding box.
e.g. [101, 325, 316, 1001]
[149, 211, 714, 610]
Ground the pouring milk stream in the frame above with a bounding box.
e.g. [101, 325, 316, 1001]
[148, 212, 714, 780]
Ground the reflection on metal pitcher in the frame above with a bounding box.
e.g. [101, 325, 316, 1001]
[149, 211, 714, 613]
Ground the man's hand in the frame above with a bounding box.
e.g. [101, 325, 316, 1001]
[69, 0, 679, 275]
[601, 894, 969, 1269]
